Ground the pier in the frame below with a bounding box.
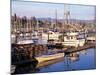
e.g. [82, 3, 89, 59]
[64, 43, 95, 55]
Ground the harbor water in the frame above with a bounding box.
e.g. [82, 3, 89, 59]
[38, 48, 96, 73]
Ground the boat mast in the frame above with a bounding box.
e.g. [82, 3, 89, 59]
[36, 19, 39, 32]
[64, 4, 70, 31]
[55, 9, 57, 30]
[64, 4, 67, 26]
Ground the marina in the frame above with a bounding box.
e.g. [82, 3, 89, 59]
[11, 1, 96, 74]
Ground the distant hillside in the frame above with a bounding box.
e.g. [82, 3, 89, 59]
[37, 17, 95, 24]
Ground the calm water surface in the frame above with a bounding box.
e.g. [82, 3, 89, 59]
[38, 48, 96, 73]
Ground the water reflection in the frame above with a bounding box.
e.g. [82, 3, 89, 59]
[64, 52, 80, 71]
[12, 48, 96, 74]
[67, 53, 79, 62]
[38, 48, 96, 73]
[12, 58, 39, 74]
[13, 62, 40, 74]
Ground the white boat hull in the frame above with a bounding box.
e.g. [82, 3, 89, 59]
[62, 39, 85, 47]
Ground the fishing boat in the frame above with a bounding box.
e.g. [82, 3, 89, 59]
[62, 32, 85, 47]
[11, 31, 39, 74]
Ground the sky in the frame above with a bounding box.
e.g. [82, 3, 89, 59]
[12, 0, 96, 20]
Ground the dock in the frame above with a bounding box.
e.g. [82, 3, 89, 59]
[64, 43, 95, 55]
